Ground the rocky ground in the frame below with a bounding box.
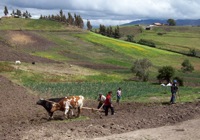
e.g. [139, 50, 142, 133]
[1, 75, 200, 140]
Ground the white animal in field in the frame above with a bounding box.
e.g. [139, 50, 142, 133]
[166, 83, 172, 86]
[15, 60, 21, 64]
[160, 83, 165, 86]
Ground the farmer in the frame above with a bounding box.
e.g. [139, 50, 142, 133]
[104, 91, 114, 116]
[170, 80, 179, 104]
[116, 87, 122, 104]
[97, 93, 106, 110]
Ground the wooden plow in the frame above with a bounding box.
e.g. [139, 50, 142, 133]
[81, 103, 104, 113]
[82, 107, 103, 112]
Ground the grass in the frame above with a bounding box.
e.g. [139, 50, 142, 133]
[22, 79, 200, 103]
[0, 18, 76, 31]
[120, 26, 200, 57]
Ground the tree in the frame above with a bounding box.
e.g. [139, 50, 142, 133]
[181, 59, 194, 72]
[126, 35, 134, 42]
[167, 19, 176, 26]
[131, 58, 152, 81]
[87, 20, 92, 30]
[114, 25, 120, 38]
[67, 12, 74, 25]
[16, 9, 22, 17]
[157, 66, 175, 83]
[99, 24, 106, 35]
[74, 15, 84, 28]
[23, 10, 31, 18]
[4, 6, 9, 16]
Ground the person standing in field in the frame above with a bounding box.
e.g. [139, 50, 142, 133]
[116, 87, 122, 104]
[97, 93, 106, 110]
[170, 80, 179, 104]
[104, 91, 114, 116]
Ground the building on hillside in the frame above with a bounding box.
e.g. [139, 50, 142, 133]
[153, 22, 162, 26]
[145, 25, 154, 30]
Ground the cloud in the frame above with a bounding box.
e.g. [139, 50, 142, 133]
[0, 0, 200, 26]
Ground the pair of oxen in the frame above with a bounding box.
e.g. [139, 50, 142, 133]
[36, 95, 84, 120]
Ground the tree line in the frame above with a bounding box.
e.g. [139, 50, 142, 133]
[95, 24, 120, 39]
[3, 6, 93, 30]
[40, 10, 87, 29]
[3, 6, 31, 18]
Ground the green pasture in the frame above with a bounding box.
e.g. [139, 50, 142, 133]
[0, 18, 70, 30]
[24, 80, 200, 103]
[120, 26, 200, 57]
[75, 32, 200, 72]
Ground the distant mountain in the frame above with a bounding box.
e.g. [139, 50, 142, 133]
[122, 19, 200, 26]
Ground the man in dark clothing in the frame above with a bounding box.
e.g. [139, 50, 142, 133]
[104, 91, 114, 116]
[170, 80, 179, 104]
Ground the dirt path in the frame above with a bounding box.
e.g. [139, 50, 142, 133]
[1, 75, 200, 140]
[93, 118, 200, 140]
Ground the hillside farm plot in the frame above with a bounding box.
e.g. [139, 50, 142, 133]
[1, 75, 200, 140]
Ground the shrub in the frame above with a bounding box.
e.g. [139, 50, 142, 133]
[189, 49, 196, 57]
[181, 59, 194, 72]
[131, 58, 152, 82]
[137, 39, 156, 47]
[157, 66, 175, 83]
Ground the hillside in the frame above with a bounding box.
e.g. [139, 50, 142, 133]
[122, 19, 200, 26]
[119, 25, 200, 58]
[0, 18, 200, 85]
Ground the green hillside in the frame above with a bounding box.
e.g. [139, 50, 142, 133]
[119, 25, 200, 57]
[0, 17, 80, 31]
[0, 18, 200, 102]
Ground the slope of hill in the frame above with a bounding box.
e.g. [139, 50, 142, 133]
[122, 19, 200, 26]
[0, 17, 81, 31]
[119, 25, 200, 58]
[0, 18, 200, 86]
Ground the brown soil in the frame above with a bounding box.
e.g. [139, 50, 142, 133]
[0, 30, 60, 64]
[1, 75, 200, 140]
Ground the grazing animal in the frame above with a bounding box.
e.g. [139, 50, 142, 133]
[51, 95, 84, 119]
[166, 83, 172, 86]
[15, 60, 21, 64]
[36, 97, 64, 119]
[161, 83, 165, 86]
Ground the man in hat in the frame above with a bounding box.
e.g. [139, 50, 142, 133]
[170, 80, 179, 104]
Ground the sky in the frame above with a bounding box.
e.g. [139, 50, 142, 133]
[0, 0, 200, 26]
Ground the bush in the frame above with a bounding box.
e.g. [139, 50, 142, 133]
[157, 66, 175, 83]
[137, 39, 156, 47]
[131, 58, 152, 82]
[181, 59, 194, 72]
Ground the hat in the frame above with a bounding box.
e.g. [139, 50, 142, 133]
[173, 80, 177, 83]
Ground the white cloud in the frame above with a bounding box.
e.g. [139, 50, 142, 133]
[0, 0, 200, 26]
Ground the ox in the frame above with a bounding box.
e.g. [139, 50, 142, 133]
[36, 97, 64, 120]
[51, 95, 84, 119]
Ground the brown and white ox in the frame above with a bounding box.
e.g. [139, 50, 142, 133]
[51, 95, 84, 119]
